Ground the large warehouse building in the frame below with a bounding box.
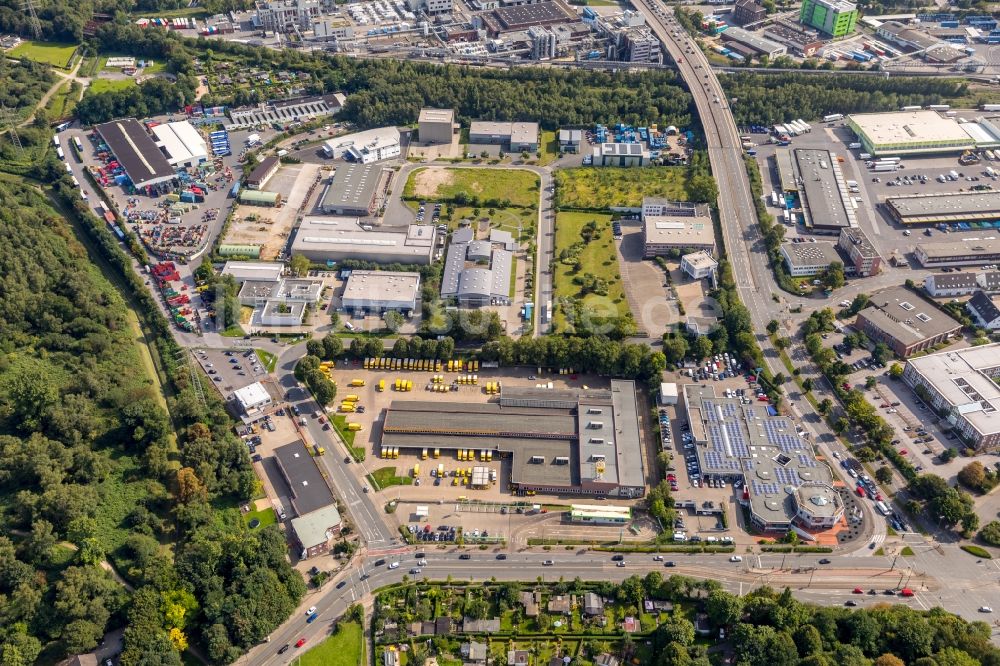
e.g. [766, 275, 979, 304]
[95, 118, 177, 192]
[291, 217, 436, 264]
[681, 384, 842, 535]
[150, 120, 208, 168]
[793, 148, 855, 233]
[916, 238, 1000, 268]
[847, 110, 990, 156]
[883, 191, 1000, 226]
[341, 270, 420, 313]
[903, 344, 1000, 449]
[379, 381, 647, 498]
[799, 0, 857, 36]
[319, 164, 392, 217]
[468, 121, 539, 152]
[440, 227, 513, 307]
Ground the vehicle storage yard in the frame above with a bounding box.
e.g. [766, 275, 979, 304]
[750, 110, 1000, 273]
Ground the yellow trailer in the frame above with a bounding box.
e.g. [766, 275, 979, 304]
[350, 379, 365, 387]
[347, 423, 362, 431]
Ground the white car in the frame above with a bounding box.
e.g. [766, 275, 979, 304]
[980, 606, 993, 613]
[306, 606, 317, 616]
[730, 555, 743, 563]
[417, 559, 428, 566]
[388, 562, 400, 569]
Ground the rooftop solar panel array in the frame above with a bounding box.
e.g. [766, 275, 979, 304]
[751, 479, 780, 495]
[797, 454, 817, 468]
[761, 420, 803, 453]
[774, 467, 800, 486]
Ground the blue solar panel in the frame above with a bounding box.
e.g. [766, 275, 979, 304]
[798, 455, 817, 468]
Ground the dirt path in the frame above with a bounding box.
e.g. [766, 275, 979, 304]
[18, 58, 82, 128]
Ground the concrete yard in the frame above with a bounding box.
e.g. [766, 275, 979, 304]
[224, 162, 321, 260]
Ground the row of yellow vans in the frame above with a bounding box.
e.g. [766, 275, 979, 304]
[381, 447, 400, 459]
[420, 448, 441, 459]
[484, 381, 502, 394]
[364, 358, 443, 371]
[359, 358, 481, 372]
[340, 394, 359, 413]
[456, 375, 478, 385]
[458, 449, 493, 461]
[394, 379, 414, 391]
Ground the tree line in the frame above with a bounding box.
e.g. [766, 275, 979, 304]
[48, 178, 305, 664]
[720, 72, 968, 125]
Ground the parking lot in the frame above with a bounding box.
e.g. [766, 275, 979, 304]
[750, 114, 998, 267]
[193, 346, 270, 395]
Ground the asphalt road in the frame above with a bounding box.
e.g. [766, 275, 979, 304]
[239, 548, 980, 665]
[275, 344, 399, 547]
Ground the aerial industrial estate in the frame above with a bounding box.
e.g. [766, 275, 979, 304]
[9, 0, 1000, 661]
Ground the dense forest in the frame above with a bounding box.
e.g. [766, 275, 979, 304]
[719, 72, 969, 125]
[73, 22, 695, 130]
[0, 180, 303, 664]
[0, 58, 56, 118]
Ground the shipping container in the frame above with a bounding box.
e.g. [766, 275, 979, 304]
[982, 104, 1000, 111]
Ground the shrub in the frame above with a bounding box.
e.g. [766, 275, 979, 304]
[961, 544, 992, 559]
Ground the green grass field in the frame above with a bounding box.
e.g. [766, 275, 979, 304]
[300, 621, 364, 666]
[88, 78, 136, 95]
[404, 167, 539, 208]
[9, 40, 77, 68]
[256, 349, 277, 372]
[44, 80, 80, 121]
[552, 212, 627, 328]
[555, 167, 688, 209]
[367, 466, 414, 489]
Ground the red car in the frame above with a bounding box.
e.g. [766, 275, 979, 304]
[899, 449, 908, 456]
[666, 474, 677, 481]
[842, 383, 851, 391]
[853, 587, 864, 594]
[295, 638, 307, 648]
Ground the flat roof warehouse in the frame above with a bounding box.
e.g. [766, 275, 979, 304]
[379, 381, 646, 497]
[885, 191, 1000, 224]
[793, 148, 854, 230]
[95, 118, 176, 190]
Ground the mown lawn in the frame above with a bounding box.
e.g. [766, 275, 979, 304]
[404, 167, 539, 207]
[88, 78, 136, 95]
[300, 621, 364, 666]
[255, 349, 277, 372]
[555, 167, 688, 209]
[244, 506, 277, 530]
[9, 40, 77, 68]
[367, 466, 414, 489]
[44, 80, 80, 121]
[552, 212, 628, 328]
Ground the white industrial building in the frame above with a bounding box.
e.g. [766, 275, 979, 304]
[406, 0, 453, 14]
[923, 271, 1000, 298]
[233, 382, 273, 421]
[779, 242, 843, 277]
[658, 382, 679, 405]
[221, 261, 285, 283]
[680, 251, 718, 279]
[342, 270, 421, 313]
[291, 217, 437, 264]
[255, 0, 321, 32]
[151, 121, 208, 167]
[594, 143, 649, 167]
[323, 127, 401, 163]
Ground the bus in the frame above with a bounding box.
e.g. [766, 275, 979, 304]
[783, 209, 791, 224]
[875, 501, 892, 516]
[770, 191, 780, 207]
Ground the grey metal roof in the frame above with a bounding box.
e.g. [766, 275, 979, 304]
[887, 191, 1000, 222]
[95, 118, 175, 188]
[794, 148, 852, 229]
[321, 163, 387, 213]
[781, 241, 842, 267]
[274, 443, 335, 517]
[458, 268, 494, 298]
